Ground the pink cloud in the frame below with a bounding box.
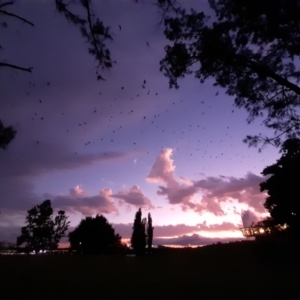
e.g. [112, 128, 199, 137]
[157, 185, 197, 205]
[147, 149, 267, 216]
[69, 185, 85, 197]
[194, 172, 267, 213]
[50, 188, 118, 215]
[147, 148, 224, 214]
[147, 148, 177, 186]
[113, 185, 154, 209]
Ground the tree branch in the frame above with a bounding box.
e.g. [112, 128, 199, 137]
[0, 1, 13, 9]
[245, 59, 300, 96]
[55, 0, 85, 25]
[84, 0, 100, 56]
[155, 0, 181, 25]
[0, 62, 32, 72]
[0, 8, 34, 26]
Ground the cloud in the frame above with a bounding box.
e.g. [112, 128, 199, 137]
[147, 148, 177, 186]
[147, 149, 267, 216]
[194, 172, 267, 213]
[153, 222, 239, 237]
[153, 234, 244, 246]
[112, 222, 240, 239]
[0, 176, 37, 211]
[0, 139, 127, 178]
[49, 188, 118, 216]
[147, 148, 200, 209]
[0, 225, 20, 244]
[147, 148, 223, 214]
[0, 136, 128, 212]
[113, 185, 154, 209]
[69, 185, 85, 197]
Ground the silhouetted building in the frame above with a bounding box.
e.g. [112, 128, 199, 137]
[240, 223, 288, 240]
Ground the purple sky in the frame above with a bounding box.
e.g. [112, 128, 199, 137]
[0, 0, 280, 246]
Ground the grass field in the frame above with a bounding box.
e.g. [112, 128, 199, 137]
[1, 241, 300, 300]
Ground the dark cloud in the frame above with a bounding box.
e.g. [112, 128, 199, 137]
[0, 177, 36, 210]
[0, 225, 20, 244]
[0, 139, 127, 178]
[0, 141, 127, 212]
[0, 210, 28, 243]
[153, 234, 244, 246]
[112, 222, 240, 239]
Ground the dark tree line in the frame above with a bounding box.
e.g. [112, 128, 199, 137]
[16, 200, 154, 254]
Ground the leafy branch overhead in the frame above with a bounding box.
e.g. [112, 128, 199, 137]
[0, 0, 114, 78]
[158, 0, 300, 149]
[55, 0, 114, 78]
[0, 1, 34, 72]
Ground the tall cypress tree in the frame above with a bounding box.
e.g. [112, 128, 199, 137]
[131, 208, 146, 255]
[147, 213, 154, 253]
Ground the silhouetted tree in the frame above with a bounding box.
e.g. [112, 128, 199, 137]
[16, 200, 69, 252]
[147, 213, 154, 253]
[157, 0, 300, 149]
[260, 138, 300, 238]
[0, 120, 16, 149]
[68, 215, 122, 254]
[131, 208, 147, 255]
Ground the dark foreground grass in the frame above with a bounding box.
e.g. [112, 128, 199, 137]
[1, 241, 300, 300]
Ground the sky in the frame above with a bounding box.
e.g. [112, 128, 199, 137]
[0, 0, 281, 247]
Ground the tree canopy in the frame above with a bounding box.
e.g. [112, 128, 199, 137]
[16, 199, 69, 252]
[131, 208, 147, 255]
[157, 0, 300, 149]
[68, 215, 123, 254]
[260, 138, 300, 237]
